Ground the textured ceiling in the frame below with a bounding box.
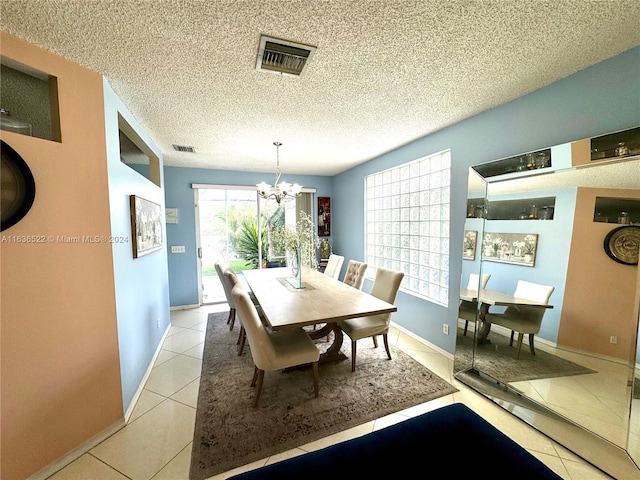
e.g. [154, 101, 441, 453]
[1, 0, 639, 176]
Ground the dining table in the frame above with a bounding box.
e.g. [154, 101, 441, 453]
[459, 288, 553, 343]
[242, 266, 397, 363]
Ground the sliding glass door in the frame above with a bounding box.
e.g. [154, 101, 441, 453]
[195, 186, 311, 305]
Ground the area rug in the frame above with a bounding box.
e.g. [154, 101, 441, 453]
[454, 327, 596, 382]
[189, 312, 458, 480]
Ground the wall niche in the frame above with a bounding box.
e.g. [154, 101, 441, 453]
[0, 57, 61, 142]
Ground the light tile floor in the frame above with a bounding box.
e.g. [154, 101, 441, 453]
[48, 304, 614, 480]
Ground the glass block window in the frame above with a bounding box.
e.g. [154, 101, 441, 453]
[365, 150, 451, 306]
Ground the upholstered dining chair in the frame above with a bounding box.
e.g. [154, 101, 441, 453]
[231, 285, 320, 407]
[342, 260, 368, 290]
[224, 268, 256, 355]
[215, 261, 237, 331]
[323, 254, 344, 280]
[338, 267, 404, 372]
[460, 273, 491, 336]
[483, 280, 555, 359]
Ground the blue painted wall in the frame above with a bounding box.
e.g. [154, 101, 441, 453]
[104, 79, 171, 412]
[333, 46, 640, 355]
[163, 167, 333, 306]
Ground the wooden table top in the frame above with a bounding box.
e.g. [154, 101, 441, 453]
[460, 288, 553, 309]
[242, 267, 398, 331]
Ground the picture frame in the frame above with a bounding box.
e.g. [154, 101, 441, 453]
[463, 230, 477, 260]
[130, 195, 163, 258]
[481, 232, 538, 267]
[318, 197, 331, 237]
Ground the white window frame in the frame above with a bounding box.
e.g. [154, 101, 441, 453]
[364, 149, 451, 306]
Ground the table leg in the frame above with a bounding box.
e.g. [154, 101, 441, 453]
[309, 323, 348, 363]
[478, 303, 492, 344]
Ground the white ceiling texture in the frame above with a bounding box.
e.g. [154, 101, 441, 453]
[1, 0, 639, 176]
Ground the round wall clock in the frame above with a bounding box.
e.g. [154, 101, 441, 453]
[1, 140, 36, 231]
[603, 225, 640, 265]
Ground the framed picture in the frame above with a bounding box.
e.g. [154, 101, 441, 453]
[318, 197, 331, 237]
[481, 232, 538, 267]
[463, 230, 477, 260]
[130, 195, 163, 258]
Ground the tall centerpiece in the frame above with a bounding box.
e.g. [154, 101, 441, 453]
[270, 211, 320, 288]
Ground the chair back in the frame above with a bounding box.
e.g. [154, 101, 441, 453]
[324, 254, 344, 280]
[513, 280, 554, 303]
[343, 260, 368, 290]
[369, 267, 404, 326]
[215, 261, 235, 308]
[232, 285, 275, 370]
[466, 272, 491, 290]
[505, 280, 555, 331]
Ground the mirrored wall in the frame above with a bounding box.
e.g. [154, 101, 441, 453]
[454, 127, 640, 480]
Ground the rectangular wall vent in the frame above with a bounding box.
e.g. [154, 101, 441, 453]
[256, 35, 316, 77]
[172, 144, 196, 153]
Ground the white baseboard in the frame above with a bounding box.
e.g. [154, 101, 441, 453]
[390, 321, 454, 360]
[28, 419, 125, 480]
[170, 303, 200, 311]
[124, 322, 171, 421]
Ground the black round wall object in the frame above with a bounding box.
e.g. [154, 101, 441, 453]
[1, 140, 36, 231]
[603, 225, 640, 266]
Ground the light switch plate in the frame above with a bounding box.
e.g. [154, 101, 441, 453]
[171, 245, 185, 253]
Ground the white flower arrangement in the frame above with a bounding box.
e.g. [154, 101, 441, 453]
[270, 211, 320, 269]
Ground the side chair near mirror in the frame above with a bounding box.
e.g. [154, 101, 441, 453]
[231, 285, 320, 407]
[323, 254, 344, 280]
[459, 273, 491, 336]
[338, 267, 404, 372]
[342, 260, 368, 290]
[481, 280, 555, 359]
[215, 261, 237, 331]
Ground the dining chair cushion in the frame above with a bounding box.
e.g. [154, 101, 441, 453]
[343, 260, 368, 290]
[338, 267, 404, 371]
[323, 254, 344, 280]
[232, 285, 320, 406]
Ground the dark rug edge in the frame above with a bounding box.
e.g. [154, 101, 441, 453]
[189, 312, 459, 480]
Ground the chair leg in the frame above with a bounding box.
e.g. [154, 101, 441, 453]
[509, 330, 515, 346]
[529, 334, 536, 356]
[253, 369, 265, 407]
[463, 320, 469, 336]
[351, 340, 357, 372]
[383, 333, 392, 360]
[229, 308, 236, 331]
[237, 326, 246, 356]
[372, 335, 378, 348]
[227, 309, 233, 324]
[515, 333, 524, 359]
[312, 361, 319, 397]
[251, 366, 259, 386]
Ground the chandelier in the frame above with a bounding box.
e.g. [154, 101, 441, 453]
[256, 142, 302, 204]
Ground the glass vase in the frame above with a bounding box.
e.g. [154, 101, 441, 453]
[287, 248, 304, 289]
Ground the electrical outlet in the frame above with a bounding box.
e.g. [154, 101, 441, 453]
[610, 335, 618, 344]
[443, 324, 449, 335]
[157, 317, 160, 329]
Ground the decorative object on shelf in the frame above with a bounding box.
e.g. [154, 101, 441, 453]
[0, 140, 36, 231]
[130, 195, 163, 258]
[603, 225, 640, 265]
[269, 211, 320, 288]
[463, 230, 477, 260]
[320, 238, 331, 259]
[481, 232, 538, 267]
[0, 108, 32, 136]
[256, 142, 302, 204]
[318, 196, 331, 236]
[618, 211, 630, 224]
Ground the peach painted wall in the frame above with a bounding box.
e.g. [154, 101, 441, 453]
[1, 33, 123, 479]
[560, 186, 640, 360]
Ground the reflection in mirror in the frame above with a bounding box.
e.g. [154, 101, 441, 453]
[455, 147, 640, 479]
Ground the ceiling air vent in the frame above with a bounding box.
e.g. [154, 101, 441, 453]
[256, 35, 316, 77]
[172, 144, 196, 153]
